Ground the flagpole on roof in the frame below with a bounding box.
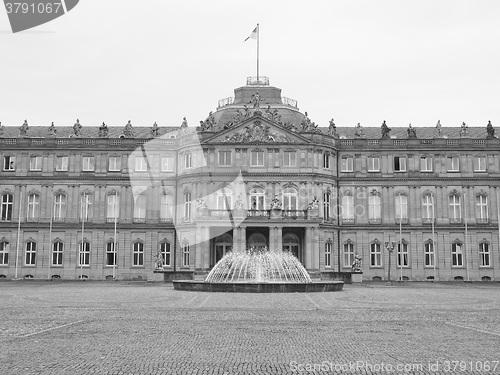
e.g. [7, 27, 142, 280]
[256, 23, 260, 81]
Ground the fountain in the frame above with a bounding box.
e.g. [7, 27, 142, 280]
[173, 247, 344, 293]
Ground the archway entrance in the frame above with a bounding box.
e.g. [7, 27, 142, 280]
[212, 233, 232, 266]
[283, 232, 301, 260]
[246, 228, 269, 250]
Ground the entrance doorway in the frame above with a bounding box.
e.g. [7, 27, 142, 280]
[212, 233, 232, 266]
[283, 232, 302, 262]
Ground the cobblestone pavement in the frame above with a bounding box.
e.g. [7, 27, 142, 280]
[1, 281, 499, 375]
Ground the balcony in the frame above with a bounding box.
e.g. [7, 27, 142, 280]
[449, 218, 463, 225]
[197, 209, 315, 220]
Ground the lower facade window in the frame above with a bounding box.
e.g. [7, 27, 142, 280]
[0, 241, 9, 265]
[25, 241, 37, 265]
[161, 242, 171, 267]
[343, 243, 354, 268]
[182, 242, 190, 267]
[79, 242, 90, 266]
[52, 241, 63, 266]
[451, 243, 463, 267]
[397, 242, 409, 267]
[133, 242, 144, 266]
[424, 242, 434, 267]
[370, 243, 381, 267]
[479, 243, 490, 267]
[106, 242, 117, 266]
[324, 242, 332, 268]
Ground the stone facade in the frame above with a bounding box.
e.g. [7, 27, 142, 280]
[0, 78, 499, 281]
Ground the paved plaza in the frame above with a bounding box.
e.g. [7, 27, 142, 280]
[1, 281, 499, 375]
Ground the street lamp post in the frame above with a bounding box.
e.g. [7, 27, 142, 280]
[385, 240, 395, 285]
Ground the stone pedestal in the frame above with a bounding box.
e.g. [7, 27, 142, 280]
[351, 272, 363, 283]
[270, 208, 282, 219]
[197, 208, 209, 217]
[307, 208, 319, 219]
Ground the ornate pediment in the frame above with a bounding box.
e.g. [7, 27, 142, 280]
[207, 117, 308, 145]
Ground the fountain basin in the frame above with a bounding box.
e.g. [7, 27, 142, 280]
[172, 280, 344, 293]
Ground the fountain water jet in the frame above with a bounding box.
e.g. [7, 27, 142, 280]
[173, 247, 344, 293]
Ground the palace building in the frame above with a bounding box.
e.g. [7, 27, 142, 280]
[0, 77, 499, 281]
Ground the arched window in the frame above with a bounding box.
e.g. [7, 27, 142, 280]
[25, 241, 37, 266]
[282, 187, 298, 211]
[323, 191, 331, 220]
[324, 240, 332, 268]
[370, 241, 382, 267]
[184, 192, 192, 220]
[216, 186, 233, 211]
[107, 192, 119, 222]
[479, 241, 490, 267]
[27, 193, 40, 221]
[160, 241, 171, 267]
[133, 241, 144, 266]
[343, 240, 355, 268]
[476, 192, 489, 221]
[448, 191, 461, 221]
[1, 193, 13, 221]
[134, 194, 146, 222]
[52, 241, 64, 266]
[341, 191, 354, 222]
[0, 239, 9, 265]
[106, 240, 117, 266]
[54, 193, 67, 221]
[395, 193, 408, 221]
[424, 240, 434, 267]
[249, 187, 265, 211]
[397, 240, 409, 267]
[368, 190, 381, 222]
[79, 240, 90, 266]
[451, 241, 463, 267]
[182, 241, 190, 267]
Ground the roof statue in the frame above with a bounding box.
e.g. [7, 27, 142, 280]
[381, 120, 391, 139]
[47, 122, 57, 136]
[73, 119, 82, 136]
[435, 120, 443, 138]
[99, 122, 108, 137]
[459, 122, 469, 138]
[233, 194, 245, 209]
[0, 122, 4, 135]
[264, 105, 282, 124]
[151, 122, 159, 137]
[196, 197, 208, 209]
[221, 120, 292, 144]
[181, 117, 188, 128]
[243, 105, 251, 119]
[328, 118, 338, 138]
[124, 120, 134, 137]
[250, 91, 261, 109]
[300, 112, 319, 132]
[486, 120, 495, 139]
[270, 194, 282, 209]
[407, 123, 417, 139]
[19, 119, 29, 137]
[307, 196, 319, 209]
[200, 111, 216, 131]
[354, 123, 364, 138]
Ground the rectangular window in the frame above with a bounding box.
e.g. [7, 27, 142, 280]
[135, 157, 148, 172]
[1, 194, 13, 221]
[370, 243, 382, 267]
[82, 156, 95, 171]
[52, 242, 63, 266]
[27, 194, 40, 220]
[106, 242, 117, 266]
[108, 156, 121, 172]
[0, 241, 9, 265]
[323, 153, 330, 169]
[341, 156, 353, 172]
[161, 242, 171, 267]
[323, 193, 331, 220]
[182, 243, 190, 267]
[133, 195, 146, 221]
[474, 156, 486, 172]
[451, 243, 463, 267]
[80, 194, 93, 222]
[325, 242, 332, 268]
[343, 243, 355, 268]
[56, 156, 69, 171]
[184, 193, 192, 220]
[161, 156, 174, 172]
[420, 156, 433, 172]
[395, 194, 408, 220]
[447, 156, 460, 172]
[394, 156, 406, 172]
[476, 195, 489, 220]
[283, 151, 296, 167]
[184, 153, 192, 169]
[479, 243, 490, 267]
[250, 150, 265, 166]
[218, 151, 232, 166]
[160, 195, 172, 221]
[449, 195, 461, 220]
[341, 195, 354, 221]
[53, 194, 67, 221]
[107, 193, 119, 222]
[133, 242, 144, 266]
[397, 242, 409, 267]
[25, 242, 36, 265]
[422, 195, 434, 220]
[368, 195, 381, 220]
[3, 156, 15, 171]
[79, 242, 90, 266]
[367, 157, 380, 172]
[29, 156, 42, 171]
[424, 242, 434, 267]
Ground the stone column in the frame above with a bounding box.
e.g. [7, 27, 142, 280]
[195, 226, 202, 269]
[304, 227, 312, 269]
[239, 227, 246, 251]
[269, 226, 276, 250]
[276, 227, 283, 251]
[312, 227, 320, 269]
[232, 227, 239, 251]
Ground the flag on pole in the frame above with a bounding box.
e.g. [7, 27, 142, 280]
[244, 26, 258, 42]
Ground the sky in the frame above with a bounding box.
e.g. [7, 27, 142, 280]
[1, 0, 499, 129]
